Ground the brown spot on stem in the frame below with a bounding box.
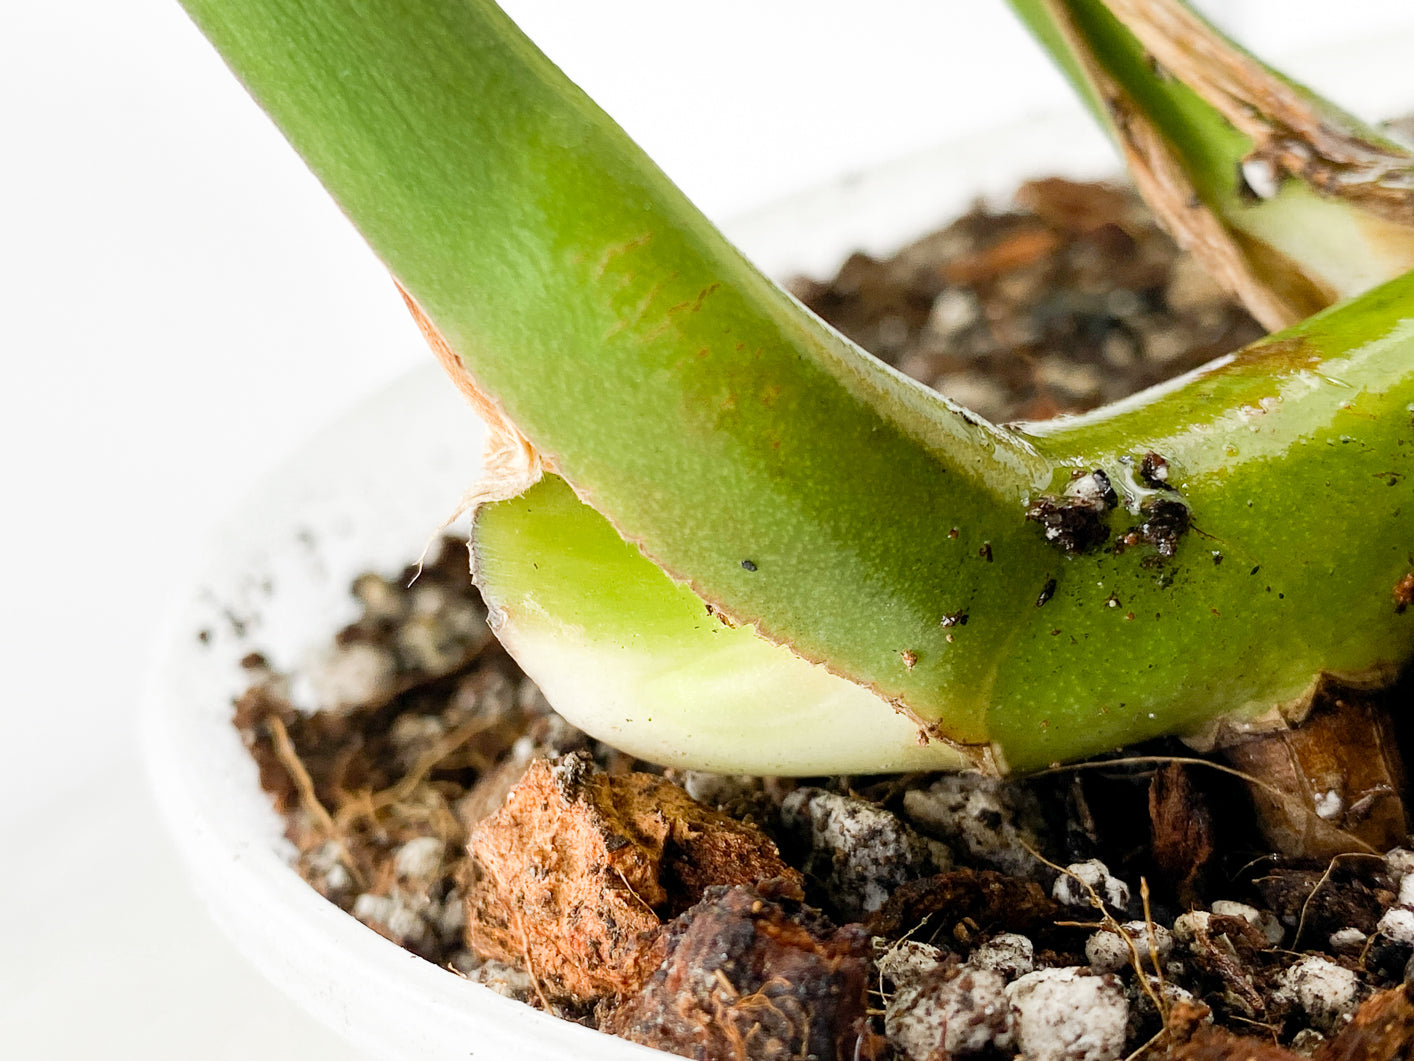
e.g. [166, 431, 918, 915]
[396, 284, 546, 507]
[1394, 571, 1414, 613]
[1106, 0, 1414, 229]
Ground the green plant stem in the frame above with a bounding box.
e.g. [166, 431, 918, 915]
[180, 0, 1062, 749]
[185, 0, 1414, 774]
[477, 273, 1414, 773]
[1008, 0, 1414, 329]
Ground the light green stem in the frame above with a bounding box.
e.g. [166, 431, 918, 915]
[183, 0, 1414, 773]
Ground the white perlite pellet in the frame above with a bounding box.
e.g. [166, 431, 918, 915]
[781, 788, 943, 917]
[901, 774, 1040, 877]
[303, 839, 353, 894]
[1210, 900, 1284, 945]
[1210, 900, 1260, 924]
[680, 772, 760, 809]
[1386, 848, 1414, 888]
[1312, 789, 1343, 821]
[1172, 911, 1211, 947]
[457, 956, 538, 999]
[927, 288, 981, 336]
[1329, 927, 1367, 954]
[887, 965, 1014, 1059]
[1378, 906, 1414, 945]
[876, 939, 946, 990]
[438, 889, 465, 937]
[1085, 931, 1131, 974]
[300, 640, 397, 713]
[972, 933, 1036, 981]
[1007, 967, 1129, 1061]
[1399, 872, 1414, 909]
[1085, 922, 1173, 974]
[352, 891, 428, 947]
[1052, 859, 1130, 912]
[1274, 956, 1361, 1032]
[393, 835, 444, 883]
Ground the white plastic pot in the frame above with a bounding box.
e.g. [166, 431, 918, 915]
[144, 38, 1414, 1056]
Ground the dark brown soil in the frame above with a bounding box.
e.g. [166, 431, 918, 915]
[233, 179, 1414, 1061]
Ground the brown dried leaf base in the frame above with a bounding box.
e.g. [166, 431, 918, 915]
[1222, 684, 1410, 860]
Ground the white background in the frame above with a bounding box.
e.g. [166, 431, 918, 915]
[4, 1, 1414, 1055]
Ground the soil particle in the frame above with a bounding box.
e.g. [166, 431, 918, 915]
[1086, 921, 1173, 975]
[1329, 927, 1368, 955]
[448, 953, 539, 998]
[300, 640, 399, 714]
[600, 883, 878, 1061]
[1274, 956, 1363, 1033]
[902, 773, 1044, 878]
[678, 771, 780, 824]
[1178, 911, 1275, 1022]
[1165, 1025, 1303, 1061]
[1255, 865, 1389, 944]
[867, 868, 1060, 942]
[1313, 983, 1414, 1061]
[971, 932, 1037, 981]
[886, 961, 1016, 1059]
[1052, 859, 1132, 913]
[876, 938, 947, 989]
[1397, 876, 1414, 911]
[1026, 470, 1120, 555]
[1375, 906, 1414, 945]
[1208, 901, 1284, 946]
[1393, 573, 1414, 614]
[793, 179, 1262, 425]
[1084, 929, 1133, 974]
[781, 787, 947, 919]
[1026, 494, 1112, 554]
[1036, 578, 1058, 607]
[1006, 967, 1129, 1061]
[463, 753, 801, 1002]
[1114, 496, 1191, 559]
[1140, 451, 1173, 488]
[1385, 849, 1414, 887]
